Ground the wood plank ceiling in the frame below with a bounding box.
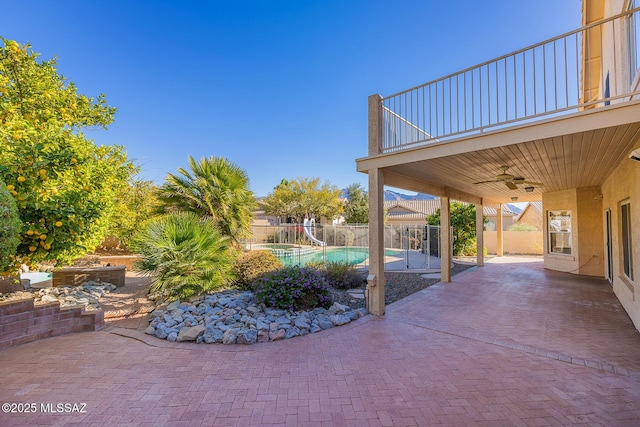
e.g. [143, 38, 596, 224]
[382, 122, 640, 204]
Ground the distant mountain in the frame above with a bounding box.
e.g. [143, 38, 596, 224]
[383, 190, 436, 201]
[340, 188, 438, 201]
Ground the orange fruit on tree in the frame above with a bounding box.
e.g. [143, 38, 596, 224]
[55, 221, 62, 227]
[17, 176, 25, 182]
[6, 184, 14, 191]
[29, 246, 36, 252]
[39, 234, 47, 240]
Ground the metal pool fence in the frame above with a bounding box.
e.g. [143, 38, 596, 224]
[242, 223, 442, 270]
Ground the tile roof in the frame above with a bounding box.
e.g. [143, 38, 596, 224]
[384, 199, 517, 220]
[515, 201, 543, 221]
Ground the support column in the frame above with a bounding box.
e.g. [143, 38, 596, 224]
[367, 168, 385, 315]
[496, 203, 504, 256]
[366, 94, 385, 315]
[440, 196, 451, 282]
[476, 201, 484, 267]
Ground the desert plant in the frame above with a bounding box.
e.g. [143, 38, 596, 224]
[0, 179, 22, 273]
[133, 212, 236, 301]
[233, 250, 282, 290]
[318, 261, 364, 290]
[253, 266, 333, 311]
[156, 156, 256, 244]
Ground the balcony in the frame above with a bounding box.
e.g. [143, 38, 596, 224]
[358, 7, 640, 205]
[379, 7, 640, 154]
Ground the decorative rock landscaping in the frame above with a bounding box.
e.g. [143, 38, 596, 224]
[145, 290, 367, 345]
[0, 281, 116, 311]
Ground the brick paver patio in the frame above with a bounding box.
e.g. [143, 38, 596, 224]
[1, 257, 639, 426]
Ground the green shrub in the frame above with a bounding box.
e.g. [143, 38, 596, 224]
[0, 180, 22, 274]
[253, 266, 333, 311]
[458, 237, 477, 256]
[133, 212, 236, 301]
[233, 250, 282, 290]
[318, 261, 364, 290]
[304, 260, 325, 270]
[508, 223, 539, 231]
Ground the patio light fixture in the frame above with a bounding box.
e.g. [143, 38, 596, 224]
[525, 186, 535, 192]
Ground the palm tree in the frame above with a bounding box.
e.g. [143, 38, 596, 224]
[133, 212, 235, 300]
[157, 156, 256, 244]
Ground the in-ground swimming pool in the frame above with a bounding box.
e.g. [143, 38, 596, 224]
[270, 247, 402, 267]
[252, 244, 315, 258]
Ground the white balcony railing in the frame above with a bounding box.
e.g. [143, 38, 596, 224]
[381, 7, 640, 153]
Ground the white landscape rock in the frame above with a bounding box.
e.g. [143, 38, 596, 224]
[0, 282, 116, 311]
[177, 324, 206, 342]
[147, 291, 368, 345]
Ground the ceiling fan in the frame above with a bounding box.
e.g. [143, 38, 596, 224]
[473, 166, 543, 190]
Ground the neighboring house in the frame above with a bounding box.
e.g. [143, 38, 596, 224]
[384, 199, 517, 230]
[357, 0, 640, 332]
[513, 201, 543, 230]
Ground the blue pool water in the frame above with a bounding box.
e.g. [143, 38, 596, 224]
[276, 247, 401, 267]
[20, 272, 52, 283]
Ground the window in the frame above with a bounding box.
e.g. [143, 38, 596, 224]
[621, 202, 634, 280]
[548, 210, 572, 254]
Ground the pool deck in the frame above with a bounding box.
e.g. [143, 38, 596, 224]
[381, 250, 442, 272]
[1, 256, 639, 425]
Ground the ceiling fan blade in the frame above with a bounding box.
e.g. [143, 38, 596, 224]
[521, 181, 543, 186]
[505, 181, 518, 190]
[473, 180, 499, 184]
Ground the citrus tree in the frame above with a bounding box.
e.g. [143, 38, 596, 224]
[0, 179, 22, 273]
[0, 38, 137, 266]
[106, 179, 160, 250]
[261, 177, 344, 223]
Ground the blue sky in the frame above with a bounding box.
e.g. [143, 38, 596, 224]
[1, 0, 580, 197]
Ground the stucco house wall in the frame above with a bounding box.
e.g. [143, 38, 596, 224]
[601, 141, 640, 329]
[542, 188, 605, 276]
[483, 231, 544, 255]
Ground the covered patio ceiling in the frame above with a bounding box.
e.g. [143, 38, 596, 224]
[357, 100, 640, 205]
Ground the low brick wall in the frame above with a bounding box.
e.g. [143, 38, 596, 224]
[0, 298, 104, 352]
[52, 266, 126, 287]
